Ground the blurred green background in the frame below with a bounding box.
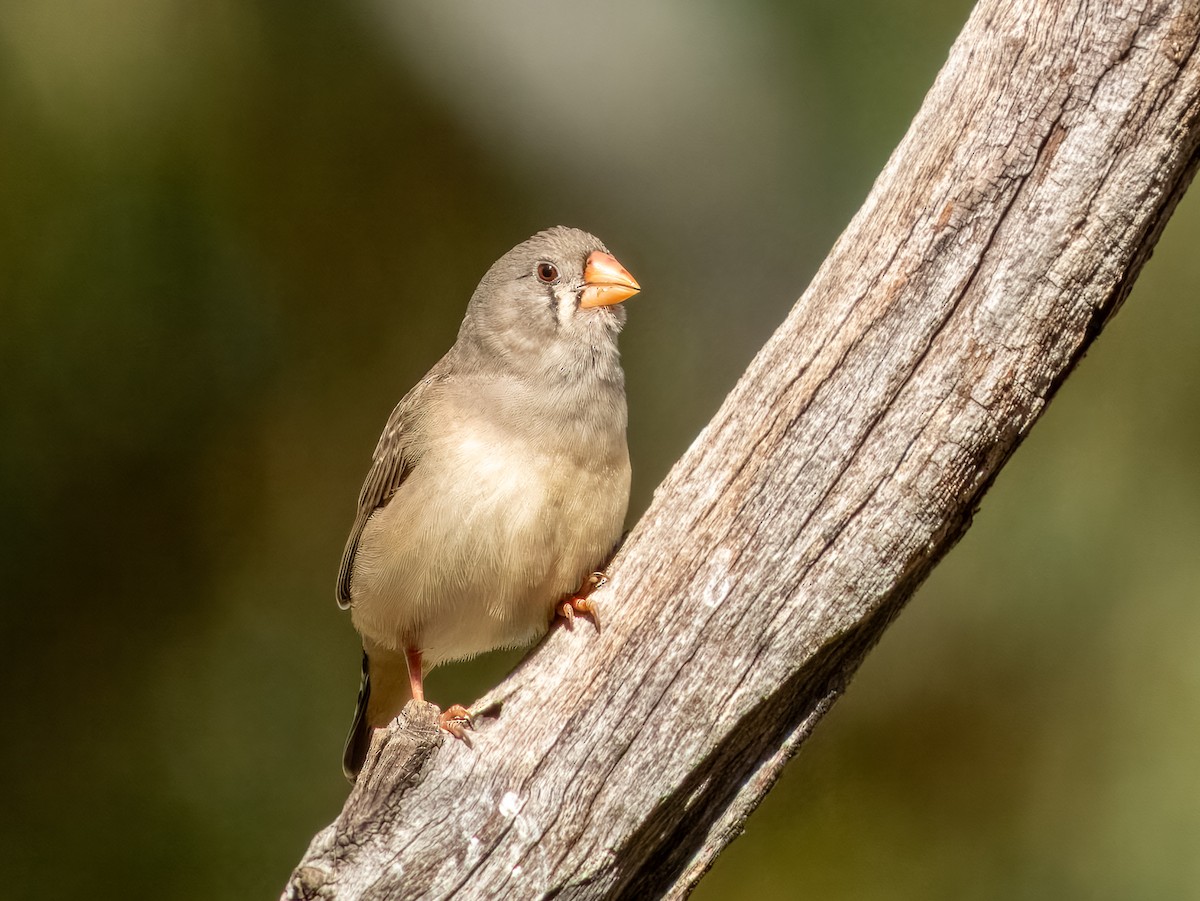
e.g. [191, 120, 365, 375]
[3, 1, 1198, 898]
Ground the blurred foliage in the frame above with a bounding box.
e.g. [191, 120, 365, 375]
[1, 1, 1197, 898]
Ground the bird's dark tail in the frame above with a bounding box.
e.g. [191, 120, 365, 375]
[342, 643, 414, 781]
[342, 651, 372, 782]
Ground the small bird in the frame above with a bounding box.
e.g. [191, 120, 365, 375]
[337, 226, 640, 780]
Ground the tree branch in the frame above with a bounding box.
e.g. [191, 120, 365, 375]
[285, 0, 1200, 897]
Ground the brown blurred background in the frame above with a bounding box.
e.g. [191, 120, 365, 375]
[3, 1, 1198, 898]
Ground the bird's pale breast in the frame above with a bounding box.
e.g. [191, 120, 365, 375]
[349, 412, 629, 666]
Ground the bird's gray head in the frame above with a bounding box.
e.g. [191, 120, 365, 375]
[454, 226, 640, 378]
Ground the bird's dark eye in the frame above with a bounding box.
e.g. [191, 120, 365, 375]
[536, 262, 559, 283]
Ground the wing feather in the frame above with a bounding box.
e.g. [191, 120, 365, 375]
[335, 373, 443, 608]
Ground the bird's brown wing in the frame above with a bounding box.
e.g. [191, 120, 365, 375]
[336, 374, 440, 609]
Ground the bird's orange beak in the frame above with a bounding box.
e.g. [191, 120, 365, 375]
[579, 250, 641, 308]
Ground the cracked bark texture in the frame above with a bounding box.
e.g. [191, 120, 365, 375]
[285, 0, 1200, 897]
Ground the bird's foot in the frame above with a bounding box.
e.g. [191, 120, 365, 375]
[556, 572, 606, 631]
[438, 704, 473, 742]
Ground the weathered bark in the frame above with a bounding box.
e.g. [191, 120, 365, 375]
[285, 0, 1200, 897]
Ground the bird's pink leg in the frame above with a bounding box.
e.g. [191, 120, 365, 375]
[406, 646, 471, 739]
[405, 647, 425, 701]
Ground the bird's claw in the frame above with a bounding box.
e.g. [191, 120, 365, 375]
[439, 704, 473, 742]
[556, 572, 606, 631]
